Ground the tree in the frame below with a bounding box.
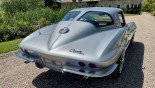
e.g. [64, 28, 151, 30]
[143, 0, 155, 12]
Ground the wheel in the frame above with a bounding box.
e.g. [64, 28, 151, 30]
[110, 52, 125, 78]
[129, 34, 135, 46]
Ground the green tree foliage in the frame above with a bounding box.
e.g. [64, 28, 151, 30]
[123, 4, 142, 14]
[0, 0, 45, 14]
[0, 7, 74, 42]
[0, 24, 11, 41]
[151, 11, 155, 16]
[44, 0, 60, 9]
[0, 0, 75, 42]
[143, 0, 155, 12]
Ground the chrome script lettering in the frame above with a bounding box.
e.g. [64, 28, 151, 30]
[69, 49, 84, 55]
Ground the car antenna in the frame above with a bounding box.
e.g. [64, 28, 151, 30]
[36, 8, 41, 35]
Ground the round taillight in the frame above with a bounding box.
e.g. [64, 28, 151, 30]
[24, 50, 29, 54]
[79, 62, 85, 67]
[20, 48, 24, 52]
[60, 29, 64, 31]
[89, 63, 96, 68]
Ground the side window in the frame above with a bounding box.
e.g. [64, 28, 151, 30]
[78, 12, 114, 27]
[118, 12, 126, 27]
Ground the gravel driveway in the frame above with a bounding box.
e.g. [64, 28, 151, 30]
[0, 13, 155, 88]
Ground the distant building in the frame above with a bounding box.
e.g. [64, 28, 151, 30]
[58, 0, 143, 9]
[99, 0, 143, 9]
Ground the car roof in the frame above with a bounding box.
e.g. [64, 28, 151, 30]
[70, 7, 122, 15]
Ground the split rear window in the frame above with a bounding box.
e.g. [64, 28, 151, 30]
[78, 11, 114, 27]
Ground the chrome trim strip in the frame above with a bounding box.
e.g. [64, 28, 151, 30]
[16, 53, 39, 62]
[125, 41, 130, 51]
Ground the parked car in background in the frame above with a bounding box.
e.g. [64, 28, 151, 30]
[16, 7, 136, 78]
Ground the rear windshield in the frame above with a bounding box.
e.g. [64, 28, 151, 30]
[78, 11, 114, 27]
[62, 11, 81, 21]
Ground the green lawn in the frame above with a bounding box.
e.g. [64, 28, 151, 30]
[0, 39, 23, 54]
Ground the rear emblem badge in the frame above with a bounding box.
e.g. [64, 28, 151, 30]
[59, 27, 69, 34]
[69, 49, 84, 55]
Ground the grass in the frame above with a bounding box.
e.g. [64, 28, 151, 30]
[0, 38, 23, 54]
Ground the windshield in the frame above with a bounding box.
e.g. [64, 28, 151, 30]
[78, 11, 114, 27]
[62, 11, 81, 21]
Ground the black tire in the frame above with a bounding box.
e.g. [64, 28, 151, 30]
[110, 53, 125, 78]
[129, 34, 135, 47]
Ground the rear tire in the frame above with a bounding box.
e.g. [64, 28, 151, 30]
[110, 52, 125, 78]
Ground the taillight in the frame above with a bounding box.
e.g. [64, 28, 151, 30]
[89, 63, 96, 68]
[79, 62, 85, 67]
[24, 50, 29, 54]
[20, 48, 24, 52]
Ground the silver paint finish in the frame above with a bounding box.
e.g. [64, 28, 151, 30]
[17, 7, 136, 77]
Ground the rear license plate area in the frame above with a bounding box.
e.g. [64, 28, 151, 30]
[44, 58, 62, 69]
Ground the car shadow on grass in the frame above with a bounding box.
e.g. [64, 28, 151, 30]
[32, 42, 144, 88]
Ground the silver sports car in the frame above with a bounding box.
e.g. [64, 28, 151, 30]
[16, 7, 136, 78]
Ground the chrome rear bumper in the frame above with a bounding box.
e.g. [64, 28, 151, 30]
[63, 64, 117, 77]
[16, 53, 40, 62]
[16, 53, 118, 77]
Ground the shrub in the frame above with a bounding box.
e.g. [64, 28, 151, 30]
[151, 11, 155, 16]
[44, 0, 60, 9]
[39, 17, 51, 27]
[0, 6, 75, 42]
[45, 0, 54, 7]
[13, 21, 36, 37]
[0, 18, 3, 26]
[87, 1, 98, 7]
[0, 24, 11, 41]
[0, 0, 45, 14]
[143, 0, 155, 12]
[9, 7, 73, 24]
[0, 21, 36, 42]
[123, 4, 142, 14]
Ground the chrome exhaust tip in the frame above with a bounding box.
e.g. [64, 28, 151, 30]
[24, 61, 30, 64]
